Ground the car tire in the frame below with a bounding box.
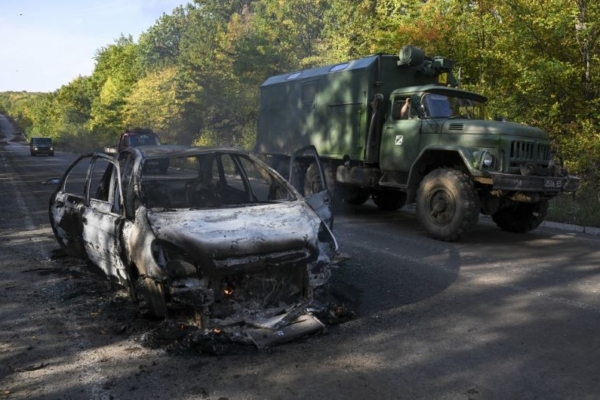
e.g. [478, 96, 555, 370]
[134, 277, 168, 319]
[416, 168, 479, 241]
[492, 200, 548, 233]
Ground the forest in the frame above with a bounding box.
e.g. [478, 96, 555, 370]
[1, 0, 599, 222]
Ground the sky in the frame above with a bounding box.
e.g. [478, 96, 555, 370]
[0, 0, 185, 93]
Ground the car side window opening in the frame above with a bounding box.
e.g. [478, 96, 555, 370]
[220, 153, 248, 193]
[63, 156, 93, 197]
[89, 158, 113, 202]
[87, 158, 122, 214]
[238, 156, 293, 202]
[119, 153, 136, 218]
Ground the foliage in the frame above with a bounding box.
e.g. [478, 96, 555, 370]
[0, 0, 599, 191]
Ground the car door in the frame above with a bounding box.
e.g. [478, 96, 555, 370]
[49, 154, 93, 258]
[80, 154, 128, 281]
[289, 145, 334, 228]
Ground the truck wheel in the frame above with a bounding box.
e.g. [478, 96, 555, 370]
[134, 277, 168, 319]
[491, 200, 548, 233]
[416, 168, 479, 241]
[342, 190, 370, 205]
[373, 191, 406, 211]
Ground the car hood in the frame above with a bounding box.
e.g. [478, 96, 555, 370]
[146, 201, 321, 268]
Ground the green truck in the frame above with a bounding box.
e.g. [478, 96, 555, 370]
[255, 45, 580, 241]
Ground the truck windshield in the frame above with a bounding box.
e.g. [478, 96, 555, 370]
[423, 93, 488, 120]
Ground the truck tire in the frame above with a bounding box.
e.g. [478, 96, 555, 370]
[134, 276, 168, 319]
[491, 200, 548, 233]
[416, 168, 479, 241]
[373, 191, 407, 211]
[341, 190, 370, 205]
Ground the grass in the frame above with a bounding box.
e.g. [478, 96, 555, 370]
[547, 184, 600, 228]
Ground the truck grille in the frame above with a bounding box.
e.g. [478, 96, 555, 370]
[509, 141, 550, 164]
[537, 143, 550, 161]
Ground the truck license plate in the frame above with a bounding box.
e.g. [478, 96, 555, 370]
[543, 178, 563, 188]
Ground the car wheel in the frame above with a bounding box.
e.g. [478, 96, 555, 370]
[416, 168, 479, 241]
[134, 277, 168, 319]
[492, 200, 548, 233]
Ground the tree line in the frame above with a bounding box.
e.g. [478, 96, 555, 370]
[1, 0, 599, 188]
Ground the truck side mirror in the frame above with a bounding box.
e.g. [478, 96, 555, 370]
[411, 95, 423, 117]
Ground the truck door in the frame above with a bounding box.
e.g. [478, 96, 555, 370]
[289, 145, 334, 228]
[380, 95, 423, 177]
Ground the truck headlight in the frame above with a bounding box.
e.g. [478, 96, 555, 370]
[482, 153, 494, 168]
[473, 150, 495, 170]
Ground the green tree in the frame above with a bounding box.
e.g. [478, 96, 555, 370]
[89, 35, 144, 142]
[123, 66, 186, 144]
[138, 5, 196, 71]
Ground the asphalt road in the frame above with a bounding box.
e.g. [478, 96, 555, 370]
[2, 115, 600, 399]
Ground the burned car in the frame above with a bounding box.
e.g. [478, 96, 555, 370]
[49, 145, 337, 347]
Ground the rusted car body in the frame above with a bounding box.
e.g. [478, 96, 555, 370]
[49, 145, 337, 347]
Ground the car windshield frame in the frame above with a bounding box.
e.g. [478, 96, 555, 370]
[138, 151, 298, 210]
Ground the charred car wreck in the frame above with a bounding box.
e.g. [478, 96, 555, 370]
[49, 145, 338, 348]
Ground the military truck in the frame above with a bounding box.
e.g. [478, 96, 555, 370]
[255, 45, 580, 241]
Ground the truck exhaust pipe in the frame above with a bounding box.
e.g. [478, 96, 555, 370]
[365, 93, 384, 165]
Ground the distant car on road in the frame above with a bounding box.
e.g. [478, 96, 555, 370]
[48, 144, 336, 347]
[118, 128, 162, 153]
[30, 137, 54, 156]
[104, 128, 162, 154]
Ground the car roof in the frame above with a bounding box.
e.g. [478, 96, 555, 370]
[133, 144, 250, 159]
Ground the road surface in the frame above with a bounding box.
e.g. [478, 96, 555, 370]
[2, 115, 600, 399]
